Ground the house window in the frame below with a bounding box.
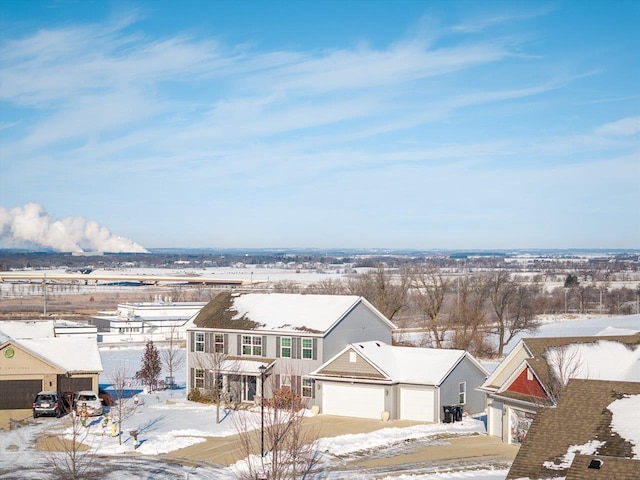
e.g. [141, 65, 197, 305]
[242, 335, 262, 356]
[195, 332, 205, 352]
[280, 337, 292, 358]
[195, 368, 205, 388]
[214, 333, 225, 353]
[459, 382, 466, 405]
[302, 378, 313, 398]
[302, 338, 313, 359]
[281, 375, 292, 390]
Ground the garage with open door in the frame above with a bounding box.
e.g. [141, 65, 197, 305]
[400, 385, 435, 422]
[0, 379, 43, 409]
[322, 382, 385, 419]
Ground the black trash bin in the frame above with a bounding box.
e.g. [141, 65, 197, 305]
[454, 405, 463, 422]
[443, 406, 453, 423]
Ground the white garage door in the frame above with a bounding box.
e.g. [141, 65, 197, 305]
[400, 386, 435, 422]
[322, 383, 385, 419]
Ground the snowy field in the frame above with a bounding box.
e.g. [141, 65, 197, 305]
[1, 314, 638, 479]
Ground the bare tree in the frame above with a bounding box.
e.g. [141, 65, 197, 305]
[411, 267, 451, 348]
[485, 273, 540, 356]
[543, 345, 584, 403]
[194, 352, 241, 424]
[45, 411, 100, 479]
[108, 363, 136, 445]
[347, 264, 410, 320]
[305, 278, 346, 295]
[450, 274, 490, 355]
[232, 373, 320, 480]
[160, 324, 185, 389]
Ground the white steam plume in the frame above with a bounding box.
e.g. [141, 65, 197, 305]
[0, 203, 149, 253]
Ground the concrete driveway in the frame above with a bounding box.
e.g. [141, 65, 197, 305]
[162, 415, 518, 469]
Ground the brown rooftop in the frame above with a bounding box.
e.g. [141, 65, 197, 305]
[506, 379, 640, 480]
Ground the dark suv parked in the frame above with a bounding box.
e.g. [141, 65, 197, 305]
[33, 391, 62, 418]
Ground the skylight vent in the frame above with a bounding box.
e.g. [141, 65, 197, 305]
[588, 459, 603, 470]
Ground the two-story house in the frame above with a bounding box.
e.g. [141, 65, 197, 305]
[186, 292, 396, 407]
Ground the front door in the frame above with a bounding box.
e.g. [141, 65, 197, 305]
[242, 375, 257, 402]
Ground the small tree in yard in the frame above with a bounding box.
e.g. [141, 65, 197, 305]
[160, 324, 185, 390]
[45, 411, 100, 479]
[233, 375, 320, 480]
[137, 340, 161, 391]
[109, 363, 136, 446]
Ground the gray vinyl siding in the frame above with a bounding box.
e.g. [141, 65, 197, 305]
[323, 302, 393, 361]
[439, 356, 487, 419]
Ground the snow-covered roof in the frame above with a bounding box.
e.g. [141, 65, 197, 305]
[15, 337, 103, 372]
[344, 341, 484, 385]
[543, 339, 640, 383]
[0, 320, 55, 339]
[226, 293, 394, 333]
[596, 326, 640, 336]
[608, 394, 640, 459]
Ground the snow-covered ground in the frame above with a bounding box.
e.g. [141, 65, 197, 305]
[1, 314, 638, 479]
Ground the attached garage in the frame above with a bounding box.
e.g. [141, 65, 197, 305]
[0, 379, 42, 409]
[0, 335, 103, 412]
[400, 385, 435, 422]
[322, 382, 385, 419]
[311, 341, 489, 423]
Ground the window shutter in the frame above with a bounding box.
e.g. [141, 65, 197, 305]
[312, 338, 318, 360]
[275, 374, 280, 389]
[293, 375, 300, 396]
[262, 336, 267, 357]
[237, 335, 241, 355]
[189, 331, 195, 352]
[312, 379, 316, 399]
[276, 336, 281, 358]
[205, 370, 211, 390]
[189, 368, 195, 390]
[223, 334, 229, 354]
[293, 337, 300, 359]
[205, 333, 212, 353]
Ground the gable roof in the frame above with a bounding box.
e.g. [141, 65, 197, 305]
[313, 341, 487, 385]
[191, 293, 396, 334]
[506, 379, 640, 480]
[0, 320, 55, 339]
[481, 335, 640, 405]
[7, 337, 103, 373]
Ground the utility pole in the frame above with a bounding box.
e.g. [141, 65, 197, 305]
[43, 273, 47, 316]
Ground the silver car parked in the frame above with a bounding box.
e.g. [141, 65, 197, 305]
[74, 390, 103, 416]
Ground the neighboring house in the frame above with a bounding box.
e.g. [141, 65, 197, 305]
[0, 323, 103, 410]
[0, 320, 97, 339]
[506, 379, 640, 480]
[92, 299, 206, 343]
[309, 341, 489, 422]
[186, 293, 396, 406]
[478, 335, 640, 446]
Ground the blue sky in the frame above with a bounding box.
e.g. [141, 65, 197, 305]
[0, 1, 638, 251]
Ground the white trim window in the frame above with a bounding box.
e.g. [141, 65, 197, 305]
[195, 368, 205, 388]
[242, 335, 262, 356]
[195, 332, 205, 352]
[281, 374, 292, 390]
[302, 378, 313, 398]
[302, 338, 313, 359]
[214, 333, 225, 353]
[280, 337, 292, 358]
[459, 382, 467, 405]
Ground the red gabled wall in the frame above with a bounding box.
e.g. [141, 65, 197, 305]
[506, 368, 548, 399]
